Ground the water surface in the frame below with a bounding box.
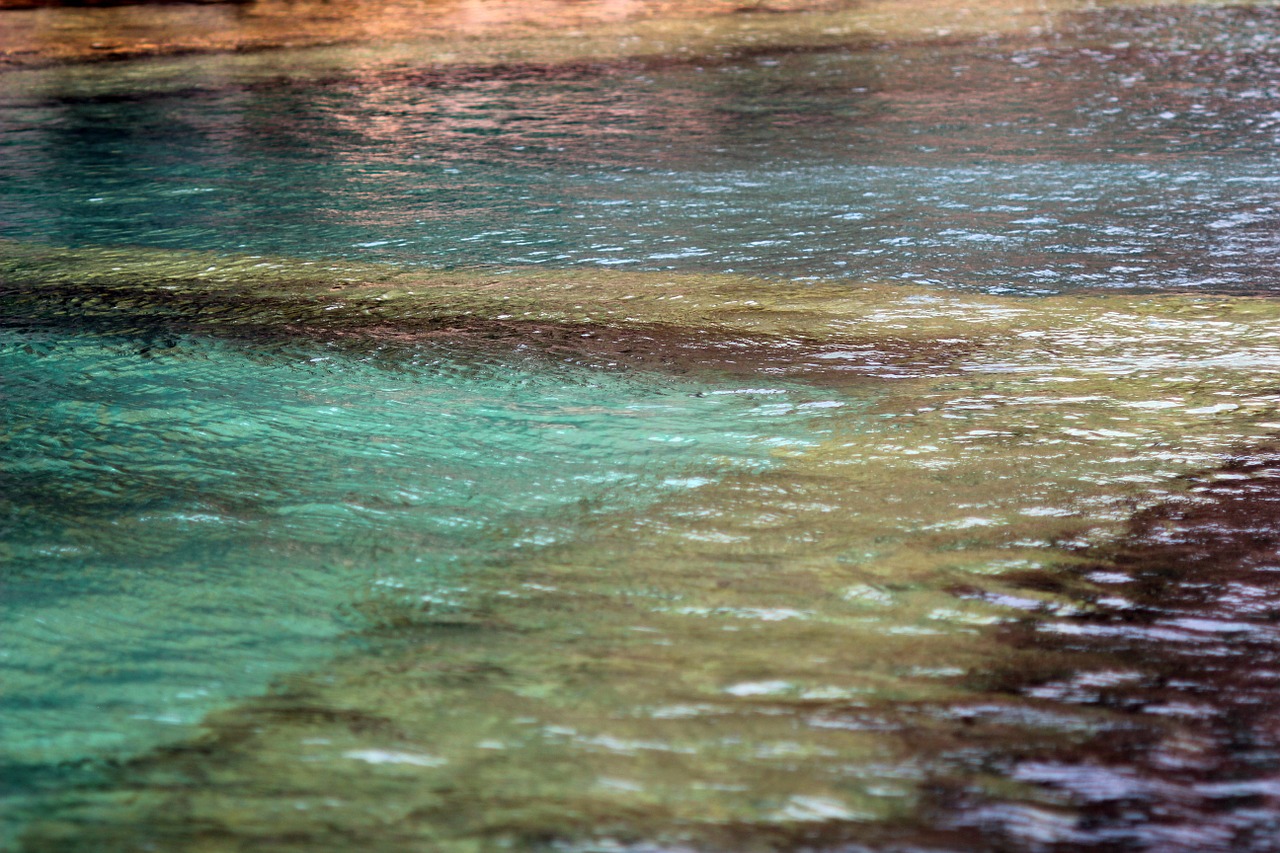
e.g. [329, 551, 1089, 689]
[0, 321, 858, 844]
[5, 1, 1280, 850]
[4, 3, 1280, 292]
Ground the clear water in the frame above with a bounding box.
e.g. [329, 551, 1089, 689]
[0, 325, 851, 841]
[5, 2, 1280, 850]
[4, 5, 1280, 293]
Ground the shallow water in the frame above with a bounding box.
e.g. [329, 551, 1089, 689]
[4, 1, 1280, 850]
[4, 4, 1280, 292]
[0, 323, 856, 842]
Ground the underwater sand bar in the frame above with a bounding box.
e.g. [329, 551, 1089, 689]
[7, 238, 1280, 369]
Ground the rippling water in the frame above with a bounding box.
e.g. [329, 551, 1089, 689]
[4, 4, 1280, 292]
[0, 324, 853, 843]
[4, 1, 1280, 850]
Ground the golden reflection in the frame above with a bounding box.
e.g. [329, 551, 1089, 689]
[0, 0, 841, 68]
[0, 0, 1257, 73]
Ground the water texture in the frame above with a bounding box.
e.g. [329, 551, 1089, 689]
[5, 244, 1280, 849]
[3, 4, 1280, 292]
[0, 321, 852, 842]
[4, 0, 1280, 850]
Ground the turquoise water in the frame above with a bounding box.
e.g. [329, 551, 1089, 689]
[5, 2, 1280, 848]
[3, 5, 1280, 293]
[0, 325, 849, 841]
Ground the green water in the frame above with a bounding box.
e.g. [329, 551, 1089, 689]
[5, 1, 1280, 849]
[5, 3, 1280, 293]
[0, 326, 851, 843]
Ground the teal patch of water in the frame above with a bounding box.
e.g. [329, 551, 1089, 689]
[0, 327, 852, 844]
[4, 7, 1280, 293]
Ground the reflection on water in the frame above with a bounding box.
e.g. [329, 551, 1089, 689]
[0, 0, 839, 66]
[4, 3, 1280, 291]
[4, 0, 1280, 849]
